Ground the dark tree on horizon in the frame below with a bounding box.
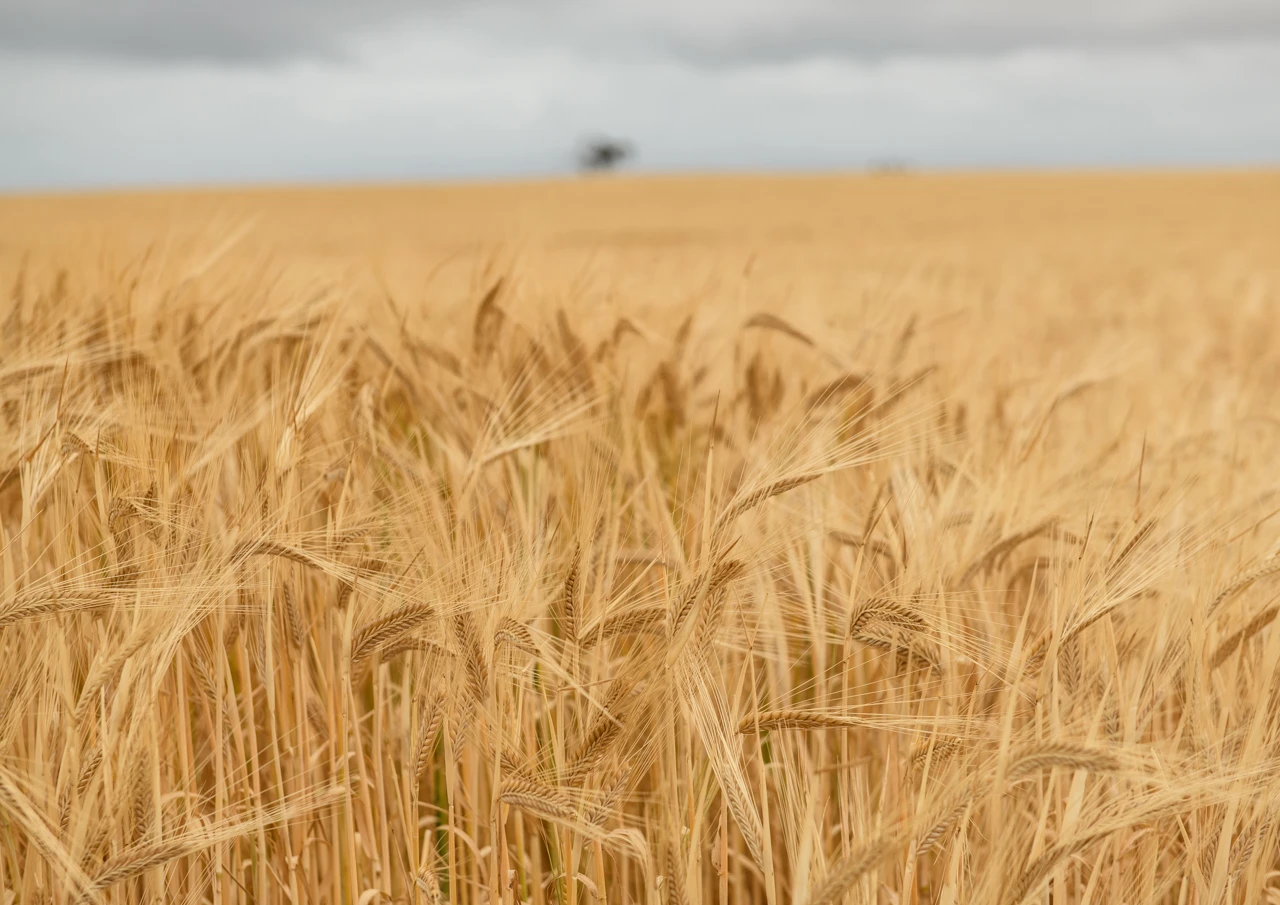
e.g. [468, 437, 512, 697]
[578, 138, 633, 173]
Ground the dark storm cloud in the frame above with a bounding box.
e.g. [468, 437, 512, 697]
[3, 0, 1279, 64]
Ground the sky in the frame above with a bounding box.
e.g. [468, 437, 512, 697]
[2, 1, 1279, 190]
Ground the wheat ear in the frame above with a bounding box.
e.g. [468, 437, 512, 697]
[1208, 557, 1280, 618]
[499, 776, 575, 822]
[351, 601, 435, 665]
[807, 834, 899, 905]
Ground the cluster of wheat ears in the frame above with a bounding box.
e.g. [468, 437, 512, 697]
[2, 184, 1280, 905]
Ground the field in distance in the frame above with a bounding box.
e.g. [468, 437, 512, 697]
[1, 172, 1280, 904]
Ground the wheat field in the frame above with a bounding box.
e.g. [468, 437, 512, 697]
[1, 172, 1280, 905]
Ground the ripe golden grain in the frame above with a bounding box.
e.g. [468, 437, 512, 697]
[350, 601, 436, 665]
[1208, 557, 1280, 617]
[2, 173, 1276, 905]
[581, 605, 668, 648]
[498, 776, 576, 822]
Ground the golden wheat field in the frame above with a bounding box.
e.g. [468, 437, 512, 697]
[2, 172, 1280, 905]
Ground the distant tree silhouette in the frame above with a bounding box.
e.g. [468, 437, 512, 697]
[578, 138, 633, 173]
[869, 156, 914, 175]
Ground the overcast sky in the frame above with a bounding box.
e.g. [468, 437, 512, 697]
[2, 1, 1279, 190]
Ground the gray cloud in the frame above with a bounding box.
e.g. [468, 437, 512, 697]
[4, 0, 1280, 64]
[0, 0, 420, 62]
[3, 33, 1277, 191]
[1, 1, 1277, 189]
[601, 1, 1280, 63]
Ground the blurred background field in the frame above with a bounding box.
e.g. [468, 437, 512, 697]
[5, 171, 1279, 434]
